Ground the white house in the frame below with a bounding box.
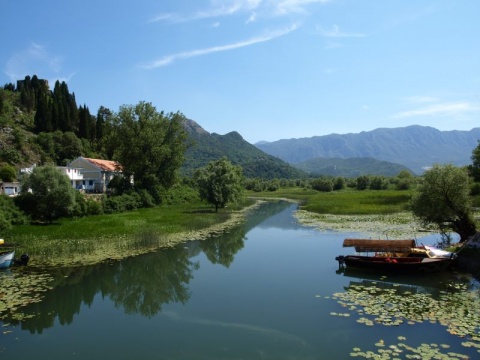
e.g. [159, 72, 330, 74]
[0, 181, 20, 196]
[68, 157, 123, 193]
[57, 166, 84, 190]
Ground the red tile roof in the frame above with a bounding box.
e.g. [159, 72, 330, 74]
[84, 158, 122, 172]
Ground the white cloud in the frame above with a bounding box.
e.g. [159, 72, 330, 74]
[141, 24, 299, 69]
[150, 0, 331, 23]
[402, 95, 439, 104]
[246, 12, 257, 24]
[150, 0, 261, 23]
[316, 24, 365, 38]
[272, 0, 331, 15]
[4, 42, 63, 81]
[392, 102, 479, 119]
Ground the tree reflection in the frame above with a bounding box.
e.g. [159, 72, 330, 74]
[200, 226, 246, 267]
[10, 245, 197, 334]
[7, 200, 295, 334]
[109, 247, 197, 317]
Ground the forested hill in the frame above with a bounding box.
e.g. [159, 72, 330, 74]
[181, 119, 306, 179]
[294, 157, 412, 177]
[255, 126, 480, 174]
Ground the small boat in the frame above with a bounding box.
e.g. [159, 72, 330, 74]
[335, 238, 455, 273]
[335, 254, 452, 273]
[0, 250, 15, 269]
[0, 238, 29, 269]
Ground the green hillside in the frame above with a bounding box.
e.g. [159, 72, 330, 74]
[181, 119, 306, 179]
[294, 157, 413, 177]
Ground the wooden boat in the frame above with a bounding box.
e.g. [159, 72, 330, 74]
[335, 238, 455, 273]
[0, 250, 15, 269]
[336, 254, 452, 273]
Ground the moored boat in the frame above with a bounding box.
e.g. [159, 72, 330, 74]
[335, 254, 452, 273]
[0, 238, 29, 268]
[0, 250, 15, 269]
[335, 238, 455, 273]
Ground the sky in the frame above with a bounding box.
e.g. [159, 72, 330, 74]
[1, 0, 479, 144]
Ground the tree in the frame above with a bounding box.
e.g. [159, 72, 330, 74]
[18, 164, 76, 223]
[0, 164, 17, 182]
[469, 140, 480, 182]
[0, 195, 27, 233]
[194, 157, 244, 212]
[109, 102, 188, 194]
[410, 164, 477, 242]
[356, 175, 370, 190]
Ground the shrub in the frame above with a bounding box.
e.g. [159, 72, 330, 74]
[311, 177, 333, 192]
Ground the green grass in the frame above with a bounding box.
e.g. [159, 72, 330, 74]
[8, 199, 255, 266]
[249, 188, 412, 215]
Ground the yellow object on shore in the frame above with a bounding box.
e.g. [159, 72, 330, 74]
[0, 239, 4, 245]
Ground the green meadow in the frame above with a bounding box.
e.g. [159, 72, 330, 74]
[248, 188, 412, 215]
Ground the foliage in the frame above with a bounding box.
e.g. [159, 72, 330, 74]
[311, 177, 333, 192]
[0, 195, 27, 233]
[108, 102, 188, 194]
[194, 157, 244, 212]
[103, 193, 143, 214]
[410, 164, 477, 242]
[369, 176, 387, 190]
[393, 170, 415, 190]
[356, 175, 370, 190]
[469, 140, 480, 182]
[38, 131, 83, 165]
[0, 164, 17, 181]
[16, 164, 76, 223]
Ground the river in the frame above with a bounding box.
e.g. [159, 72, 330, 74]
[1, 201, 479, 359]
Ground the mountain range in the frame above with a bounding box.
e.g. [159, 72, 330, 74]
[255, 126, 480, 174]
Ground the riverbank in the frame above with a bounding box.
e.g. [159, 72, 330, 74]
[21, 199, 264, 268]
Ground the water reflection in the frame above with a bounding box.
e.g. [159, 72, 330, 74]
[6, 201, 294, 334]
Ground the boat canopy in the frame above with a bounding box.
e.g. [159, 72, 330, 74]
[343, 239, 416, 253]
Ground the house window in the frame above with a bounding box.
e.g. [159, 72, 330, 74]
[89, 180, 93, 186]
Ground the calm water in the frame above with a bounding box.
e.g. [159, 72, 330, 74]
[1, 201, 479, 359]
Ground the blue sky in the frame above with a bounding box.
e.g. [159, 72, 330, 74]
[2, 0, 479, 144]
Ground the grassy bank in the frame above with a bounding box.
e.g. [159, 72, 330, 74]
[8, 199, 256, 267]
[249, 188, 430, 239]
[249, 188, 412, 215]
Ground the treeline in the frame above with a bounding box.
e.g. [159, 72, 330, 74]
[2, 75, 111, 165]
[7, 75, 101, 143]
[245, 171, 415, 193]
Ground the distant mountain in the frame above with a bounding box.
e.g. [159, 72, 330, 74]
[255, 126, 480, 174]
[294, 157, 413, 177]
[181, 119, 306, 179]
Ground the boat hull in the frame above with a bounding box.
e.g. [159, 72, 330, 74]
[0, 251, 15, 269]
[342, 255, 452, 273]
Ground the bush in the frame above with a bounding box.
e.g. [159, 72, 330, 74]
[0, 164, 17, 182]
[86, 198, 103, 215]
[471, 182, 480, 196]
[103, 193, 142, 213]
[0, 194, 27, 233]
[311, 177, 333, 192]
[333, 177, 345, 191]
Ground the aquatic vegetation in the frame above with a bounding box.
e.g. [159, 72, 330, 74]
[321, 280, 480, 359]
[0, 270, 54, 321]
[295, 211, 426, 239]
